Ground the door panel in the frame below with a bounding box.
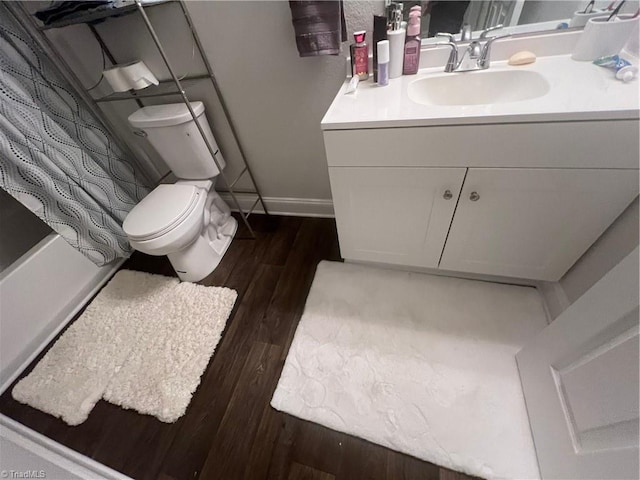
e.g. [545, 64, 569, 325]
[517, 248, 639, 479]
[556, 320, 638, 453]
[328, 167, 465, 268]
[439, 168, 638, 280]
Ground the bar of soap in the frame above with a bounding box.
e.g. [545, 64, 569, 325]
[508, 51, 536, 66]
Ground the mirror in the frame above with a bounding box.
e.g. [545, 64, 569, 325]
[395, 1, 639, 40]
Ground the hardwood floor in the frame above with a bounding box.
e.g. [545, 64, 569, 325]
[0, 215, 478, 480]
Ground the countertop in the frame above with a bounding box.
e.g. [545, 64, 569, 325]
[321, 54, 640, 130]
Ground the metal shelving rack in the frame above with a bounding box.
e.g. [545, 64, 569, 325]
[26, 0, 267, 238]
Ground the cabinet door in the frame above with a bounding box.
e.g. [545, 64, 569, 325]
[439, 168, 639, 281]
[329, 167, 466, 268]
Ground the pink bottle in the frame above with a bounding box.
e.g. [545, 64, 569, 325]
[403, 13, 421, 75]
[350, 31, 369, 80]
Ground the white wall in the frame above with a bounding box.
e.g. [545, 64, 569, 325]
[520, 1, 586, 24]
[560, 197, 639, 305]
[35, 0, 384, 204]
[519, 0, 638, 25]
[540, 196, 639, 320]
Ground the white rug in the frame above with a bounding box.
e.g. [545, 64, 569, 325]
[12, 270, 236, 426]
[271, 261, 547, 480]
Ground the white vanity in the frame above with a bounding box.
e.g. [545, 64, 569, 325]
[322, 52, 639, 281]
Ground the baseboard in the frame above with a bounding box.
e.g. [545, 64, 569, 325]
[0, 258, 124, 395]
[1, 415, 131, 479]
[219, 193, 334, 218]
[346, 259, 540, 288]
[347, 259, 568, 323]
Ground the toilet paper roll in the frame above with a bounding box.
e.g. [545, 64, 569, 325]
[102, 65, 131, 92]
[102, 60, 159, 93]
[572, 15, 640, 61]
[120, 61, 159, 90]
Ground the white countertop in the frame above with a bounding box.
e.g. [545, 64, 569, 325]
[321, 54, 640, 130]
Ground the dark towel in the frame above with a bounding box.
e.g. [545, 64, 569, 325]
[289, 1, 347, 57]
[35, 1, 112, 25]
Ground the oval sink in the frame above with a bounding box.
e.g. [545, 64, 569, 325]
[408, 70, 550, 106]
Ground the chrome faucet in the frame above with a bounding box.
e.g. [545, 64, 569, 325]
[434, 25, 511, 73]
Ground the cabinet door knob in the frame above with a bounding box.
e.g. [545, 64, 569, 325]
[443, 190, 453, 200]
[469, 191, 480, 201]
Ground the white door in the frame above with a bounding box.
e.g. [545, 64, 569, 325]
[439, 168, 638, 280]
[517, 247, 639, 479]
[328, 167, 465, 268]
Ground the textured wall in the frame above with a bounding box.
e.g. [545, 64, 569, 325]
[344, 0, 387, 34]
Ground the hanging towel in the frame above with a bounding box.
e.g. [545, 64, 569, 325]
[35, 1, 113, 25]
[289, 1, 347, 57]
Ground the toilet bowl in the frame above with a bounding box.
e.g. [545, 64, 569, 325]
[122, 102, 237, 282]
[124, 180, 237, 282]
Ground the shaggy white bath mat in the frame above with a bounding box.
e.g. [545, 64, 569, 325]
[271, 261, 547, 480]
[12, 270, 236, 425]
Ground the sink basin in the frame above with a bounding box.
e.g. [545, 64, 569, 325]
[408, 70, 550, 106]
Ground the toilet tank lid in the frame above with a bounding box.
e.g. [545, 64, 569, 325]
[128, 101, 205, 128]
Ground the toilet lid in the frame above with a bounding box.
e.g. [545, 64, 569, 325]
[123, 184, 200, 240]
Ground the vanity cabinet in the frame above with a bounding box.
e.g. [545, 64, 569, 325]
[324, 121, 639, 282]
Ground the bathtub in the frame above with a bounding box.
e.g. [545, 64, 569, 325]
[0, 233, 123, 391]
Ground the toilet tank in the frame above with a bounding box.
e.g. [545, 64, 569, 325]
[128, 102, 225, 179]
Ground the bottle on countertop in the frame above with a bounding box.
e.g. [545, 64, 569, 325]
[377, 40, 390, 86]
[387, 3, 406, 79]
[373, 15, 388, 82]
[403, 8, 421, 75]
[350, 31, 369, 80]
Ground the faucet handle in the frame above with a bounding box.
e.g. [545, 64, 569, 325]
[478, 33, 512, 67]
[436, 32, 456, 43]
[482, 33, 512, 47]
[479, 24, 504, 39]
[434, 41, 457, 48]
[434, 42, 458, 73]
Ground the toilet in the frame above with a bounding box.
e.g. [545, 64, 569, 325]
[123, 101, 237, 282]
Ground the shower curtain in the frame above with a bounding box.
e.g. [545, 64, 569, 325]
[0, 5, 150, 266]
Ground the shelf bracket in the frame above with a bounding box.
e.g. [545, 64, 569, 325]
[135, 0, 265, 238]
[86, 24, 144, 109]
[228, 167, 248, 190]
[175, 0, 269, 217]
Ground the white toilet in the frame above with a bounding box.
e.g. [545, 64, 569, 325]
[123, 102, 237, 282]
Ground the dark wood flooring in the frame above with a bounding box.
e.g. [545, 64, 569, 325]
[0, 215, 478, 480]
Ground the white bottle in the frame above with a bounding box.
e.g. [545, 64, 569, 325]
[377, 40, 390, 86]
[388, 26, 406, 79]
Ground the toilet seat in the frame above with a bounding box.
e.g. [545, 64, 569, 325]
[123, 184, 202, 241]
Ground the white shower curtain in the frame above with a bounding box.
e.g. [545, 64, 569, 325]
[0, 5, 150, 266]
